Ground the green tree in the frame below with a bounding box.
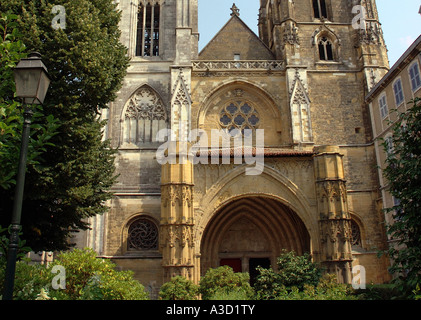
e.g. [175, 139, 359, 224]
[382, 97, 421, 298]
[0, 0, 129, 251]
[254, 250, 323, 299]
[199, 265, 255, 300]
[49, 248, 149, 300]
[0, 12, 59, 191]
[159, 276, 199, 300]
[0, 248, 149, 300]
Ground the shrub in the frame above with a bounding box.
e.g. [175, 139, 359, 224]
[257, 274, 356, 300]
[207, 287, 252, 300]
[254, 250, 324, 299]
[80, 270, 149, 300]
[355, 283, 402, 300]
[274, 250, 322, 289]
[48, 248, 149, 300]
[0, 261, 53, 300]
[159, 276, 199, 300]
[199, 266, 254, 300]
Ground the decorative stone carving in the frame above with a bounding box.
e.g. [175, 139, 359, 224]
[288, 69, 313, 143]
[121, 86, 167, 145]
[314, 146, 353, 282]
[171, 69, 192, 142]
[282, 21, 300, 46]
[192, 60, 284, 71]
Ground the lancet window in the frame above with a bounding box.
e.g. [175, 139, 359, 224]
[136, 2, 160, 57]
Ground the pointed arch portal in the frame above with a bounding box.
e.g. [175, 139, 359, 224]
[200, 196, 310, 281]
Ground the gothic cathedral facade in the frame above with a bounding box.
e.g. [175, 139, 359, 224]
[76, 0, 392, 296]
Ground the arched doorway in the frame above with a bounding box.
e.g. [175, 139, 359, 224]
[200, 196, 310, 282]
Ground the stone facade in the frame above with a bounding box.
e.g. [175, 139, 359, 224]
[75, 0, 394, 296]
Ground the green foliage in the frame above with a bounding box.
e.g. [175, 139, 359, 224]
[275, 250, 323, 289]
[256, 267, 355, 300]
[254, 250, 326, 299]
[381, 97, 421, 298]
[0, 0, 129, 251]
[207, 287, 253, 300]
[260, 274, 356, 300]
[49, 248, 149, 300]
[0, 260, 54, 300]
[254, 250, 322, 299]
[79, 270, 149, 300]
[354, 283, 402, 300]
[0, 12, 59, 190]
[199, 265, 255, 300]
[159, 276, 199, 300]
[0, 247, 149, 300]
[0, 11, 26, 102]
[0, 224, 31, 265]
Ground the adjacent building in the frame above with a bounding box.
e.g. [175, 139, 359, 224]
[366, 34, 421, 236]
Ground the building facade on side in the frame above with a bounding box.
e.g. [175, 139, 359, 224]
[366, 34, 421, 251]
[73, 0, 394, 297]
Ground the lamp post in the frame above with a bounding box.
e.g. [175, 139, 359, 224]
[2, 52, 50, 300]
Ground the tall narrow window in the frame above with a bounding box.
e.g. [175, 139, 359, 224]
[393, 79, 404, 106]
[379, 94, 388, 119]
[351, 220, 362, 247]
[409, 62, 421, 92]
[313, 0, 328, 19]
[136, 3, 160, 57]
[318, 37, 333, 61]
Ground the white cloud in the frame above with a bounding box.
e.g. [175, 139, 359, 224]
[399, 35, 416, 47]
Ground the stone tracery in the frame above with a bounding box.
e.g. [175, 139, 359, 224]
[121, 86, 167, 145]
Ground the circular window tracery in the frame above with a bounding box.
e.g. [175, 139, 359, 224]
[219, 101, 260, 136]
[128, 218, 158, 251]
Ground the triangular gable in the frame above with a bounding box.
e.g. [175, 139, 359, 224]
[199, 14, 275, 60]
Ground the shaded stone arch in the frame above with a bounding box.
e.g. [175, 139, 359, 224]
[196, 80, 282, 139]
[194, 164, 317, 244]
[200, 195, 311, 276]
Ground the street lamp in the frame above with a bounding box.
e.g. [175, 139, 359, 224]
[2, 52, 50, 300]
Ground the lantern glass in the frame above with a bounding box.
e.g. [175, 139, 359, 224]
[13, 53, 50, 105]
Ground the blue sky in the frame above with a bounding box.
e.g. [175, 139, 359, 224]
[198, 0, 421, 66]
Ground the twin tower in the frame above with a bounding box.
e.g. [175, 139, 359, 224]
[78, 0, 391, 295]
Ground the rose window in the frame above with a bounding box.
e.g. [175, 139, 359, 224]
[128, 218, 158, 251]
[219, 101, 260, 135]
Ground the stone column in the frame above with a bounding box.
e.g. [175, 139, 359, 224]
[314, 146, 353, 283]
[160, 149, 196, 283]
